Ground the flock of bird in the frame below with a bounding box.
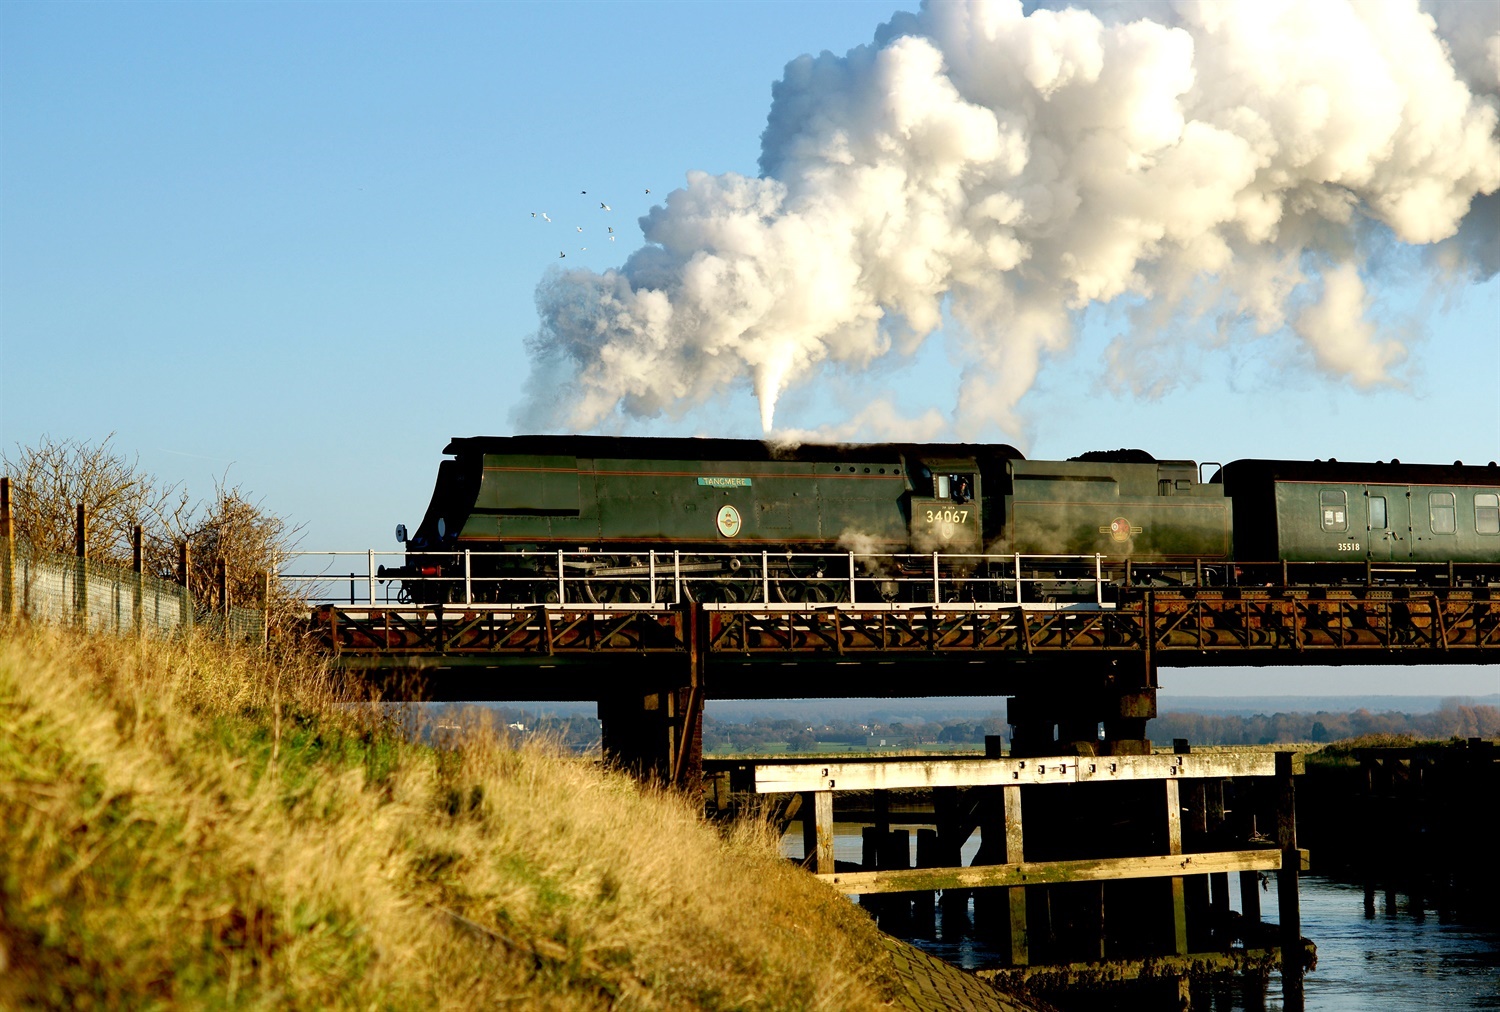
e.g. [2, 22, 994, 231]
[533, 189, 651, 258]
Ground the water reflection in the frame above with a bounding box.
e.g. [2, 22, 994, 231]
[782, 824, 1499, 1009]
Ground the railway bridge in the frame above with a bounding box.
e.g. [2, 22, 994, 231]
[294, 548, 1500, 785]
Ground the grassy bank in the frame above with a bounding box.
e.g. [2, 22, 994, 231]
[0, 625, 901, 1010]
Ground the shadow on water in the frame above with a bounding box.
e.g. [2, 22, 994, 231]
[783, 823, 1500, 1010]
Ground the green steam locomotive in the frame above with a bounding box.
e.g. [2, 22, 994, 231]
[382, 435, 1500, 604]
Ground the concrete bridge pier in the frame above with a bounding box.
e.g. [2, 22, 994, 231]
[1005, 655, 1157, 758]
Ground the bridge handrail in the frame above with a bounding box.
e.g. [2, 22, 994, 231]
[279, 548, 1128, 609]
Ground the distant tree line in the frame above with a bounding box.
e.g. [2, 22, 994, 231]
[479, 707, 603, 751]
[701, 715, 1009, 753]
[700, 703, 1498, 754]
[475, 703, 1499, 756]
[1149, 701, 1500, 746]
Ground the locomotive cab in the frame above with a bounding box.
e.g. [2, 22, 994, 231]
[906, 457, 982, 553]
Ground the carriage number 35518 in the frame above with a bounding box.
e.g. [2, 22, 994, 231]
[925, 509, 970, 524]
[1336, 542, 1361, 551]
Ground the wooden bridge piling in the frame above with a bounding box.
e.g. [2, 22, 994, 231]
[722, 748, 1312, 1005]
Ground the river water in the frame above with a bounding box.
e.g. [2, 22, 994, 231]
[782, 824, 1500, 1009]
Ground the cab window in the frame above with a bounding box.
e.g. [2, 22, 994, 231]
[1368, 495, 1387, 530]
[1476, 493, 1499, 535]
[1319, 490, 1347, 532]
[1429, 491, 1456, 535]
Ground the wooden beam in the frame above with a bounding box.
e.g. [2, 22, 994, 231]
[1277, 750, 1304, 1001]
[810, 790, 834, 874]
[1166, 778, 1189, 956]
[817, 848, 1284, 896]
[1003, 783, 1027, 966]
[753, 751, 1300, 794]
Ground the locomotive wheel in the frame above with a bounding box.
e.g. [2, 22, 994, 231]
[776, 577, 846, 604]
[585, 579, 649, 605]
[684, 577, 747, 604]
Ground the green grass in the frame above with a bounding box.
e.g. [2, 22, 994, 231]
[0, 623, 903, 1010]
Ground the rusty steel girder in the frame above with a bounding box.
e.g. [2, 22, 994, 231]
[704, 608, 1148, 656]
[1144, 588, 1499, 655]
[308, 586, 1497, 668]
[309, 605, 687, 659]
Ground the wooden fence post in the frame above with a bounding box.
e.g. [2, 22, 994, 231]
[75, 504, 88, 628]
[217, 558, 230, 643]
[179, 541, 194, 633]
[132, 525, 144, 636]
[1, 476, 13, 618]
[260, 570, 271, 646]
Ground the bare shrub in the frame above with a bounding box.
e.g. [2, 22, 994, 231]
[1, 433, 190, 566]
[3, 434, 302, 619]
[182, 477, 301, 620]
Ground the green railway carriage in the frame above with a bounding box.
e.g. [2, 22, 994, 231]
[1216, 458, 1500, 574]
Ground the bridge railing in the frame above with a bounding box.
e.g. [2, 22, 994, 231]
[280, 549, 1124, 612]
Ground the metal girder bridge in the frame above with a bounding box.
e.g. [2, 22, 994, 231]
[313, 586, 1499, 676]
[307, 586, 1495, 786]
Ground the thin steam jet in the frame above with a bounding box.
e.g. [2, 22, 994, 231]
[519, 0, 1500, 436]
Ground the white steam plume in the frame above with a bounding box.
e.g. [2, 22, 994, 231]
[518, 0, 1500, 435]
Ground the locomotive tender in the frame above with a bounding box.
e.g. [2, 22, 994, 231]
[385, 435, 1499, 604]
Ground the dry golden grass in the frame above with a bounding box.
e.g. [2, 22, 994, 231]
[0, 623, 897, 1010]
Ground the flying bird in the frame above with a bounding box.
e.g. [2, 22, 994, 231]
[581, 190, 587, 194]
[541, 213, 551, 222]
[576, 226, 583, 232]
[599, 202, 611, 211]
[558, 251, 566, 258]
[530, 212, 536, 218]
[644, 188, 650, 194]
[609, 235, 616, 242]
[607, 226, 613, 233]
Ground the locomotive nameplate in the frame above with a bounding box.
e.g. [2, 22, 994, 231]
[699, 476, 752, 488]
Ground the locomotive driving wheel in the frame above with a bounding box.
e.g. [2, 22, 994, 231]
[775, 562, 847, 604]
[585, 580, 649, 604]
[684, 575, 760, 604]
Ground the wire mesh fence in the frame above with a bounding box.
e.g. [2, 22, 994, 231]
[0, 536, 265, 644]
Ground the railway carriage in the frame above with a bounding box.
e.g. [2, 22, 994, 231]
[1216, 458, 1500, 584]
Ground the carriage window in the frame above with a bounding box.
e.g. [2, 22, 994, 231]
[1319, 490, 1347, 532]
[1368, 496, 1387, 530]
[1429, 492, 1456, 534]
[1476, 493, 1499, 535]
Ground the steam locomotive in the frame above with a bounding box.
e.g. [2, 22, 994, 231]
[382, 435, 1500, 604]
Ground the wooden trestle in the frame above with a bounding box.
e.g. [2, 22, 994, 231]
[708, 747, 1311, 1004]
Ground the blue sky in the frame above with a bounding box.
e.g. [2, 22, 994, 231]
[2, 2, 1497, 695]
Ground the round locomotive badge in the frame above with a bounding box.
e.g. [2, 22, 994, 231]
[716, 504, 743, 538]
[1100, 517, 1143, 542]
